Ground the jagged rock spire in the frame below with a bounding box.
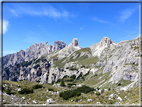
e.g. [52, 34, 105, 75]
[52, 41, 66, 52]
[72, 38, 79, 46]
[99, 37, 113, 47]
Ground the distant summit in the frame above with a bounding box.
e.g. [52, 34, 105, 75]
[52, 41, 67, 52]
[57, 38, 81, 59]
[72, 38, 79, 46]
[3, 41, 66, 67]
[2, 36, 140, 95]
[99, 37, 114, 48]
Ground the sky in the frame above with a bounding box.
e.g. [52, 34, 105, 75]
[2, 2, 139, 56]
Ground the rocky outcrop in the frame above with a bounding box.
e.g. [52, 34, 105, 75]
[3, 41, 66, 67]
[57, 38, 81, 59]
[90, 37, 117, 57]
[99, 37, 113, 48]
[2, 36, 140, 91]
[72, 38, 79, 46]
[101, 37, 140, 84]
[52, 41, 66, 52]
[3, 50, 25, 68]
[25, 42, 52, 61]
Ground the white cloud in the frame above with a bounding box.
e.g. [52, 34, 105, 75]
[93, 17, 109, 24]
[80, 26, 85, 30]
[3, 20, 9, 34]
[9, 9, 18, 16]
[120, 8, 136, 22]
[8, 5, 74, 19]
[42, 7, 61, 18]
[0, 20, 9, 34]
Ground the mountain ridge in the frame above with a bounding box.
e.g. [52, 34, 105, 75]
[2, 36, 140, 91]
[2, 40, 66, 68]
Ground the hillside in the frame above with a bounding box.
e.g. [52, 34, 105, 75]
[1, 36, 140, 105]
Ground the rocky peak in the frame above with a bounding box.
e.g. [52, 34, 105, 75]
[45, 41, 49, 44]
[52, 41, 66, 52]
[99, 37, 113, 47]
[34, 42, 39, 46]
[72, 38, 79, 46]
[18, 50, 25, 57]
[3, 40, 67, 67]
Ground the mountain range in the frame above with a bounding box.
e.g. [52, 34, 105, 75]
[2, 36, 140, 91]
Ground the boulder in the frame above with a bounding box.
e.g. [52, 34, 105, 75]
[117, 97, 122, 101]
[32, 100, 37, 104]
[87, 99, 92, 102]
[17, 88, 21, 91]
[22, 97, 25, 100]
[109, 94, 114, 98]
[46, 98, 55, 104]
[76, 84, 82, 87]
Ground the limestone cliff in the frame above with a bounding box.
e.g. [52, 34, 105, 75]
[3, 41, 66, 68]
[2, 36, 140, 91]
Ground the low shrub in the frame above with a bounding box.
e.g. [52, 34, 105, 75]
[75, 85, 94, 94]
[60, 85, 94, 100]
[70, 75, 76, 79]
[18, 88, 33, 94]
[96, 92, 101, 95]
[48, 88, 54, 91]
[56, 79, 62, 83]
[63, 75, 69, 79]
[68, 85, 71, 88]
[60, 90, 81, 100]
[6, 86, 12, 95]
[33, 84, 43, 89]
[67, 83, 76, 86]
[60, 79, 65, 87]
[36, 80, 40, 83]
[118, 83, 121, 86]
[97, 87, 100, 90]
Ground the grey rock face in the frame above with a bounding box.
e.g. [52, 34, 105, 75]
[57, 38, 81, 59]
[99, 37, 113, 48]
[3, 50, 25, 68]
[72, 38, 79, 46]
[102, 37, 140, 83]
[3, 41, 66, 67]
[52, 41, 66, 52]
[2, 36, 140, 91]
[90, 37, 116, 57]
[25, 42, 52, 61]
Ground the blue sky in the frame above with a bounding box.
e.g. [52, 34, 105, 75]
[3, 3, 139, 56]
